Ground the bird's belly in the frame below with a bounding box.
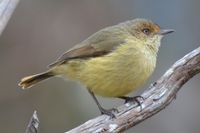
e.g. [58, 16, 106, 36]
[77, 54, 155, 97]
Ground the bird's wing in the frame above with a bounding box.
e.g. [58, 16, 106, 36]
[48, 25, 127, 68]
[48, 45, 109, 67]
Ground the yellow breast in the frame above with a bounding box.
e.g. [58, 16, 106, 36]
[55, 40, 157, 97]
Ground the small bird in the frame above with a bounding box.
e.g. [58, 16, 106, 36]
[19, 18, 174, 118]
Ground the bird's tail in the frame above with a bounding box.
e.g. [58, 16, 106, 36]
[18, 71, 54, 89]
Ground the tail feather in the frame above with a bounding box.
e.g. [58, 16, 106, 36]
[18, 71, 54, 89]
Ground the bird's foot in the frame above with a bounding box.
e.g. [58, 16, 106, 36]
[118, 96, 144, 111]
[100, 107, 118, 118]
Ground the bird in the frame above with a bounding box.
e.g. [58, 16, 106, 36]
[19, 18, 174, 118]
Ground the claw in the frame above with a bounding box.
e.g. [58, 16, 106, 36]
[100, 108, 118, 118]
[118, 96, 145, 111]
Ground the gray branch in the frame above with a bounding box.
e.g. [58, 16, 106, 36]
[65, 46, 200, 133]
[0, 0, 19, 36]
[25, 111, 40, 133]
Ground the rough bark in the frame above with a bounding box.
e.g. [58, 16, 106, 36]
[25, 111, 40, 133]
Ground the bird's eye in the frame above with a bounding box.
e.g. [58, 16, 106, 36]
[142, 28, 151, 35]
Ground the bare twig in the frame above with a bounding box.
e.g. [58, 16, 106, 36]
[65, 46, 200, 133]
[0, 0, 19, 36]
[25, 111, 40, 133]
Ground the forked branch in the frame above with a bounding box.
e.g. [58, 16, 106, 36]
[65, 46, 200, 133]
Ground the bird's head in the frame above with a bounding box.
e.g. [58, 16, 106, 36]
[125, 18, 174, 53]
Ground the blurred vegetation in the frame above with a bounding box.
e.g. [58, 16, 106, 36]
[0, 0, 200, 133]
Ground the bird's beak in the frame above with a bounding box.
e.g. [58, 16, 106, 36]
[157, 29, 175, 35]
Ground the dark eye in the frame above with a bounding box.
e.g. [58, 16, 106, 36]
[142, 28, 151, 35]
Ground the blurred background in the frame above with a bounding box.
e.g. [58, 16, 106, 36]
[0, 0, 200, 132]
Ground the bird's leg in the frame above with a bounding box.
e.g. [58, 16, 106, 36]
[88, 89, 118, 118]
[118, 96, 144, 111]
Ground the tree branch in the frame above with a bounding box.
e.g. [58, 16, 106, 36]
[25, 110, 40, 133]
[0, 0, 19, 36]
[65, 46, 200, 133]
